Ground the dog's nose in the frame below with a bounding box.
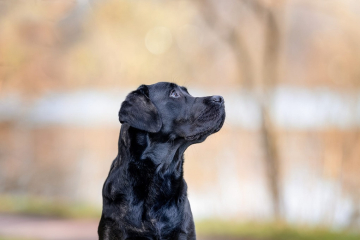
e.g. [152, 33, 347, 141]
[211, 95, 224, 104]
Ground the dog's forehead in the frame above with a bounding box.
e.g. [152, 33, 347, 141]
[148, 82, 176, 90]
[147, 82, 182, 98]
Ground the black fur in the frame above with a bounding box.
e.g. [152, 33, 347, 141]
[98, 82, 225, 240]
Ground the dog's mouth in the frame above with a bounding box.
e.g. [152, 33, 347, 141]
[185, 127, 214, 141]
[213, 113, 225, 133]
[185, 108, 225, 141]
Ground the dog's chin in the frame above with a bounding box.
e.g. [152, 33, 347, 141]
[185, 112, 225, 142]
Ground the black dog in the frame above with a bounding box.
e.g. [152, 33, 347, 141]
[98, 82, 225, 240]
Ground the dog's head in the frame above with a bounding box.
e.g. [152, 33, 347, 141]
[119, 82, 225, 143]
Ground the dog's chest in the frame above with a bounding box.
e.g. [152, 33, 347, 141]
[121, 199, 183, 238]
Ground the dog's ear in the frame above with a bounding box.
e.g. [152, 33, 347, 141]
[119, 85, 162, 133]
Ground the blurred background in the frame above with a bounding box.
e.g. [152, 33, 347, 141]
[1, 0, 360, 239]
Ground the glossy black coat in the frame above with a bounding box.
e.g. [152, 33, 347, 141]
[98, 82, 225, 240]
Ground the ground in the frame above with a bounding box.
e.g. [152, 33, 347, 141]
[0, 214, 249, 240]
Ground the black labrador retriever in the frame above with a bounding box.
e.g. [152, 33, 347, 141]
[98, 82, 225, 240]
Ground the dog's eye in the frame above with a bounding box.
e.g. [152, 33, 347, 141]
[170, 90, 180, 98]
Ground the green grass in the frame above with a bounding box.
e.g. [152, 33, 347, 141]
[0, 195, 101, 219]
[196, 220, 360, 240]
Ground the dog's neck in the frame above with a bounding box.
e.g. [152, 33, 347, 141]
[116, 124, 190, 200]
[119, 124, 189, 165]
